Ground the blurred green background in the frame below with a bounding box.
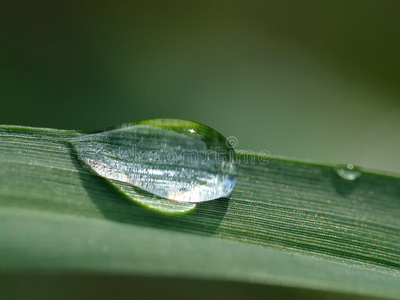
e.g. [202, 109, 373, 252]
[1, 0, 399, 172]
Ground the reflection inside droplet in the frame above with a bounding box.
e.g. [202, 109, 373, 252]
[112, 179, 196, 213]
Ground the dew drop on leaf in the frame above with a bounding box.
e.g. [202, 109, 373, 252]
[335, 164, 362, 181]
[70, 119, 238, 212]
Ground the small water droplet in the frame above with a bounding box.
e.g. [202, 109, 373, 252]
[335, 164, 362, 181]
[70, 119, 238, 212]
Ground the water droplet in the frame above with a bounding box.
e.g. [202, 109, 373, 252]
[335, 164, 362, 181]
[70, 119, 238, 211]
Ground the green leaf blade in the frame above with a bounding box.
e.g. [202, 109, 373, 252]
[0, 126, 399, 299]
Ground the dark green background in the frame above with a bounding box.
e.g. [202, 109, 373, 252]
[1, 0, 399, 172]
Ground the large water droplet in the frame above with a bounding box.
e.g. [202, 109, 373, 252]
[335, 164, 362, 181]
[70, 119, 238, 211]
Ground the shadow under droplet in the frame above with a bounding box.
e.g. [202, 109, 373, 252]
[68, 144, 229, 235]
